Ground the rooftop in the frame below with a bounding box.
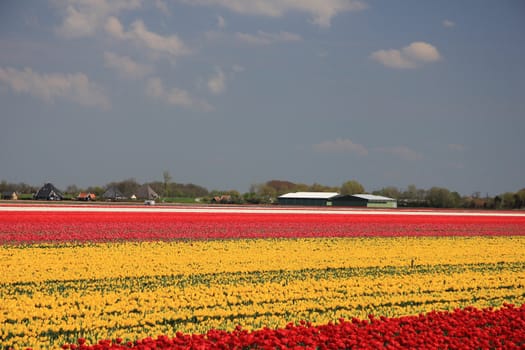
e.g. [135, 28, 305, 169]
[278, 192, 339, 199]
[350, 194, 396, 201]
[279, 192, 397, 201]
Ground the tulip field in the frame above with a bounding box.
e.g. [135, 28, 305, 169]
[1, 204, 524, 349]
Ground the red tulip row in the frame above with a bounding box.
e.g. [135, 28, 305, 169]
[59, 304, 524, 349]
[2, 210, 525, 243]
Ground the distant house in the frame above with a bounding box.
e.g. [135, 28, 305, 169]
[135, 185, 159, 200]
[2, 191, 18, 200]
[34, 183, 63, 201]
[102, 186, 126, 201]
[77, 192, 96, 201]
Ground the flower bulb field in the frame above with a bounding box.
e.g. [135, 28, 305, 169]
[1, 204, 524, 349]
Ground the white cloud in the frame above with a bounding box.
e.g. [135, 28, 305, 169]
[370, 41, 441, 69]
[104, 16, 126, 39]
[217, 15, 226, 29]
[403, 42, 441, 63]
[207, 67, 226, 95]
[146, 77, 212, 111]
[105, 17, 191, 58]
[0, 66, 109, 108]
[370, 49, 417, 69]
[55, 0, 141, 38]
[443, 19, 455, 28]
[182, 0, 366, 27]
[375, 146, 423, 161]
[313, 138, 368, 156]
[103, 52, 152, 79]
[236, 30, 302, 45]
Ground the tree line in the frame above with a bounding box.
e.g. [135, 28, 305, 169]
[0, 177, 524, 209]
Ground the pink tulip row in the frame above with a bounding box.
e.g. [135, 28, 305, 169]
[1, 210, 524, 243]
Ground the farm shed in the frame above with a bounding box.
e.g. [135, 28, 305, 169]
[331, 194, 397, 208]
[278, 192, 339, 206]
[278, 192, 397, 208]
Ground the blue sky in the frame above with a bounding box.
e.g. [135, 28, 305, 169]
[1, 0, 524, 195]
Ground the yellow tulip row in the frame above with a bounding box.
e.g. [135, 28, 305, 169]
[3, 237, 524, 284]
[1, 236, 524, 349]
